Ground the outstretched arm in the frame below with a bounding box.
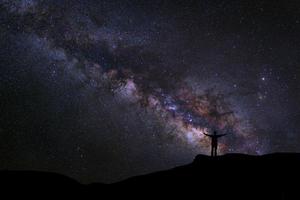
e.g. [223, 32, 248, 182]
[216, 133, 227, 138]
[203, 133, 212, 137]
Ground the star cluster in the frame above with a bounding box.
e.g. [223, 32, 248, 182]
[0, 0, 299, 183]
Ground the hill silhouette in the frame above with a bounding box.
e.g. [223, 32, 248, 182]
[1, 153, 299, 199]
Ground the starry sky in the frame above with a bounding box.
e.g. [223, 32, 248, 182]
[0, 0, 300, 183]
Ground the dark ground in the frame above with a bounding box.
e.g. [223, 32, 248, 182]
[1, 153, 299, 199]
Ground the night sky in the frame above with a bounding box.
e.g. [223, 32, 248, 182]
[1, 0, 300, 183]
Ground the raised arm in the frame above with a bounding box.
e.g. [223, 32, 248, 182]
[203, 133, 211, 137]
[216, 133, 227, 138]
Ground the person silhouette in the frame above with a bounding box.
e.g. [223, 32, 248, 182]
[203, 131, 227, 156]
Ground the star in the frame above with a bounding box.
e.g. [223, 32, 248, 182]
[0, 0, 299, 184]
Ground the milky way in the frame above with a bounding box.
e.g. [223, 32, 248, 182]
[1, 0, 299, 183]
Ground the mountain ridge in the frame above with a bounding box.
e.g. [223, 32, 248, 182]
[1, 153, 299, 199]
